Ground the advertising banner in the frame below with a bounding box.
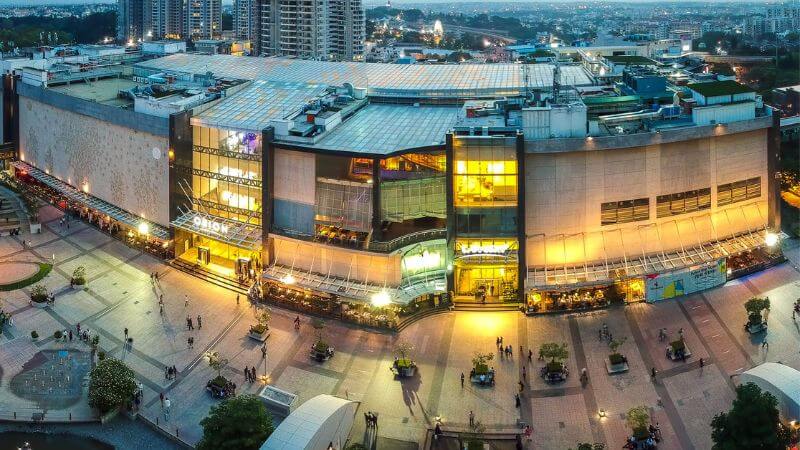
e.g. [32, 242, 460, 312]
[645, 259, 727, 302]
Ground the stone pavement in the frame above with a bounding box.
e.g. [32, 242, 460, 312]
[1, 206, 800, 449]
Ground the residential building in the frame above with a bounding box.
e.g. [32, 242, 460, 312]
[185, 0, 221, 40]
[234, 0, 256, 40]
[117, 0, 145, 43]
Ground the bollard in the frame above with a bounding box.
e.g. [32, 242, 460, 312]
[69, 412, 72, 421]
[176, 428, 179, 438]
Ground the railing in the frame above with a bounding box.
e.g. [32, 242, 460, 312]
[0, 409, 99, 423]
[368, 228, 446, 253]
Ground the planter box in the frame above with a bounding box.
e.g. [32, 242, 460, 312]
[667, 343, 692, 361]
[29, 223, 41, 234]
[391, 365, 417, 377]
[31, 301, 48, 309]
[248, 330, 270, 342]
[258, 385, 297, 416]
[605, 360, 629, 374]
[746, 322, 767, 334]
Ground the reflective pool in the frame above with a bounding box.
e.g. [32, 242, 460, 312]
[0, 432, 113, 450]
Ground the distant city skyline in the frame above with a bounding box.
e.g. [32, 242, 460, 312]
[0, 0, 783, 5]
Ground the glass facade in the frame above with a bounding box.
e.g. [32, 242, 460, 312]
[451, 136, 520, 301]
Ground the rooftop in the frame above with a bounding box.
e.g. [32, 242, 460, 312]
[134, 54, 593, 99]
[687, 80, 755, 97]
[192, 80, 330, 132]
[604, 55, 658, 65]
[49, 77, 142, 106]
[292, 104, 460, 155]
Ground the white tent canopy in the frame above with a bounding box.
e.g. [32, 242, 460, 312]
[261, 394, 357, 450]
[740, 363, 800, 421]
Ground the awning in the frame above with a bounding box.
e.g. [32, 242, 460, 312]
[262, 264, 445, 304]
[171, 209, 261, 250]
[526, 226, 767, 291]
[11, 160, 170, 240]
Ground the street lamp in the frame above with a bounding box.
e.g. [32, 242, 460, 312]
[764, 231, 779, 248]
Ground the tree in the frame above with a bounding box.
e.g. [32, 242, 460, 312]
[626, 406, 650, 434]
[711, 382, 790, 449]
[395, 342, 414, 361]
[609, 337, 627, 355]
[197, 394, 274, 450]
[208, 351, 228, 378]
[88, 358, 137, 414]
[471, 352, 494, 373]
[745, 297, 770, 324]
[539, 342, 569, 363]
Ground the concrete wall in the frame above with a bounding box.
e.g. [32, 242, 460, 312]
[18, 96, 171, 226]
[524, 128, 769, 268]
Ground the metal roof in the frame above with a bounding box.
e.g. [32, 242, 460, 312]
[687, 80, 755, 97]
[302, 104, 460, 154]
[135, 54, 593, 98]
[192, 80, 329, 132]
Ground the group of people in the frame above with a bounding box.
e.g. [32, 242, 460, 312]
[244, 366, 259, 383]
[624, 423, 662, 449]
[364, 411, 379, 428]
[164, 365, 179, 380]
[495, 336, 514, 358]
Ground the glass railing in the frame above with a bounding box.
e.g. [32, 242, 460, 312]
[368, 228, 446, 253]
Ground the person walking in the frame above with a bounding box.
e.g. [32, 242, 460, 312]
[197, 315, 202, 330]
[251, 366, 257, 382]
[163, 397, 171, 419]
[469, 410, 475, 427]
[699, 358, 705, 369]
[159, 392, 164, 408]
[68, 330, 73, 341]
[236, 294, 240, 306]
[164, 366, 170, 380]
[518, 380, 524, 392]
[124, 328, 128, 339]
[522, 366, 527, 380]
[651, 367, 657, 382]
[460, 372, 465, 387]
[762, 338, 769, 349]
[187, 316, 193, 330]
[261, 343, 267, 358]
[184, 294, 189, 308]
[515, 393, 521, 408]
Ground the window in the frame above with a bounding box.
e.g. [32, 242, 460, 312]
[656, 188, 711, 218]
[717, 177, 761, 206]
[601, 198, 649, 225]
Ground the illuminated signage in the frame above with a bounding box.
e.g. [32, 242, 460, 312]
[402, 250, 442, 272]
[193, 215, 230, 235]
[459, 242, 510, 255]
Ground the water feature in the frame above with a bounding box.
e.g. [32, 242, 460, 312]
[0, 431, 113, 450]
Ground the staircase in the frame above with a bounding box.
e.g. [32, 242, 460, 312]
[169, 258, 251, 295]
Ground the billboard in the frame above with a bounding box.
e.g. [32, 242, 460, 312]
[645, 259, 727, 302]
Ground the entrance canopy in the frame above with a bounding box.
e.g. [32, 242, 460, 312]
[11, 160, 169, 240]
[171, 210, 262, 251]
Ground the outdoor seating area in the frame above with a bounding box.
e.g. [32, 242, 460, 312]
[469, 368, 495, 386]
[526, 288, 609, 314]
[314, 224, 367, 249]
[260, 280, 403, 330]
[727, 249, 781, 280]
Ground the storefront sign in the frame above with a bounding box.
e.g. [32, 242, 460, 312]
[193, 215, 230, 235]
[402, 250, 442, 272]
[458, 242, 511, 256]
[645, 258, 727, 302]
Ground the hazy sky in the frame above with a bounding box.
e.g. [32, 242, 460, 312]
[0, 0, 776, 4]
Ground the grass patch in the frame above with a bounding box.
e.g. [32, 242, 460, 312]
[0, 263, 53, 291]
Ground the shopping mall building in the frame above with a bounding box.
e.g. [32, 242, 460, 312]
[0, 50, 782, 323]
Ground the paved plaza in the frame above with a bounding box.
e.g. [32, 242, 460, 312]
[1, 206, 800, 449]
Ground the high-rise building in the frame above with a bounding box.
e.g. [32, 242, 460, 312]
[145, 0, 184, 40]
[117, 0, 145, 43]
[233, 0, 256, 40]
[253, 0, 364, 60]
[186, 0, 222, 40]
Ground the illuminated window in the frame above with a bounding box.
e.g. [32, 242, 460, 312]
[717, 177, 760, 206]
[601, 198, 649, 225]
[656, 188, 711, 218]
[453, 138, 518, 207]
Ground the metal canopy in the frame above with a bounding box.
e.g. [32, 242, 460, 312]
[171, 209, 262, 250]
[11, 161, 170, 240]
[526, 223, 767, 291]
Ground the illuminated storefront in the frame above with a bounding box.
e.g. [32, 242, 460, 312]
[449, 134, 523, 302]
[171, 125, 263, 278]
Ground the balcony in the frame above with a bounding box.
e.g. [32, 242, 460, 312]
[368, 228, 446, 253]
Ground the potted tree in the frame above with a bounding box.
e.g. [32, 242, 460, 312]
[71, 266, 87, 290]
[606, 337, 629, 374]
[463, 420, 488, 450]
[391, 342, 417, 378]
[30, 330, 39, 341]
[667, 337, 691, 361]
[248, 308, 271, 342]
[206, 351, 235, 399]
[626, 406, 651, 445]
[539, 342, 569, 382]
[30, 284, 49, 308]
[88, 358, 137, 422]
[469, 352, 495, 386]
[744, 297, 770, 333]
[310, 319, 334, 361]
